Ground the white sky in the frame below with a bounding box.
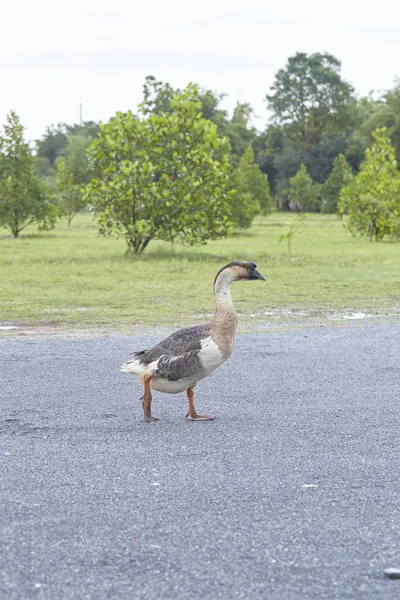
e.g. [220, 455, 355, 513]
[2, 0, 400, 142]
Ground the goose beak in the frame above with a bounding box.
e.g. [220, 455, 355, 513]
[250, 268, 266, 281]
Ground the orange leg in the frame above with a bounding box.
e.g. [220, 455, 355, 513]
[141, 375, 159, 422]
[185, 387, 214, 421]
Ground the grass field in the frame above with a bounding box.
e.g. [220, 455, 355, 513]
[1, 212, 399, 335]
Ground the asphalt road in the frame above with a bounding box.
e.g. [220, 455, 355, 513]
[1, 323, 400, 599]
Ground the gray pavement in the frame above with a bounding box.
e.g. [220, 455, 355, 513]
[1, 323, 400, 599]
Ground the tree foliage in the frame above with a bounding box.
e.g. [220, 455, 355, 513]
[9, 66, 400, 229]
[35, 121, 99, 189]
[55, 160, 86, 226]
[225, 104, 257, 166]
[35, 124, 68, 167]
[141, 75, 175, 116]
[141, 76, 256, 166]
[359, 81, 400, 165]
[321, 154, 353, 214]
[229, 146, 260, 229]
[60, 134, 94, 184]
[0, 111, 57, 237]
[255, 52, 357, 204]
[339, 128, 400, 241]
[266, 52, 355, 149]
[228, 145, 273, 229]
[85, 86, 232, 254]
[286, 164, 321, 212]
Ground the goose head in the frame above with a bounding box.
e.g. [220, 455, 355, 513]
[214, 261, 266, 285]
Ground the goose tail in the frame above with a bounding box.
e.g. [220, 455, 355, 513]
[120, 350, 148, 375]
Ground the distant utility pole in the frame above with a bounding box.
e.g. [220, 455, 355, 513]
[79, 99, 83, 125]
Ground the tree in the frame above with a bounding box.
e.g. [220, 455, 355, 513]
[252, 125, 282, 195]
[55, 160, 86, 226]
[359, 81, 400, 165]
[35, 124, 68, 167]
[246, 155, 273, 216]
[141, 75, 175, 116]
[0, 111, 57, 238]
[229, 146, 273, 228]
[35, 121, 100, 189]
[286, 164, 321, 212]
[140, 75, 231, 136]
[321, 154, 353, 214]
[85, 86, 232, 254]
[229, 147, 261, 229]
[198, 89, 229, 136]
[60, 134, 94, 184]
[339, 128, 400, 241]
[225, 103, 257, 166]
[260, 54, 357, 207]
[140, 76, 257, 166]
[305, 132, 347, 183]
[266, 52, 355, 150]
[273, 146, 302, 208]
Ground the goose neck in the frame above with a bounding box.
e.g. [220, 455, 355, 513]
[213, 271, 235, 311]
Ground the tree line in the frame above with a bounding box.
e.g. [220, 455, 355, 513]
[1, 52, 400, 251]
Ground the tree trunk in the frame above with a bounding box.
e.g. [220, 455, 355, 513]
[126, 235, 142, 255]
[138, 236, 153, 255]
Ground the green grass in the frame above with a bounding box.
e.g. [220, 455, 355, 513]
[1, 212, 400, 334]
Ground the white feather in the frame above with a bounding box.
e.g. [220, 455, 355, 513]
[120, 357, 156, 381]
[151, 376, 199, 394]
[121, 356, 197, 393]
[198, 336, 224, 375]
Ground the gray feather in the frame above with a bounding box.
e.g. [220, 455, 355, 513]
[131, 324, 211, 382]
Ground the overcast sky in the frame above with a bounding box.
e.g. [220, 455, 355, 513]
[2, 0, 400, 142]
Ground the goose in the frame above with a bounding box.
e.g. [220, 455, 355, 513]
[121, 261, 265, 422]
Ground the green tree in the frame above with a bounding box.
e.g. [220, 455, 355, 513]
[233, 145, 273, 215]
[0, 111, 57, 238]
[258, 54, 357, 208]
[266, 52, 355, 150]
[342, 95, 382, 172]
[225, 103, 257, 166]
[358, 81, 400, 165]
[252, 125, 282, 195]
[339, 128, 400, 241]
[140, 75, 257, 166]
[306, 132, 347, 183]
[35, 156, 57, 189]
[286, 164, 321, 212]
[141, 75, 175, 116]
[67, 121, 100, 140]
[229, 146, 261, 229]
[35, 124, 68, 167]
[60, 134, 93, 184]
[321, 154, 353, 214]
[273, 146, 302, 208]
[85, 86, 232, 254]
[35, 121, 100, 189]
[140, 75, 230, 134]
[55, 160, 86, 226]
[198, 89, 229, 136]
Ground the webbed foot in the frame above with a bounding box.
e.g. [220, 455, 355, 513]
[144, 414, 159, 423]
[185, 412, 215, 421]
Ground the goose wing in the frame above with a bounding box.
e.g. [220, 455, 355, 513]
[129, 324, 211, 381]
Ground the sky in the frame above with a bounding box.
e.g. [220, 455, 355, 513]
[1, 0, 400, 143]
